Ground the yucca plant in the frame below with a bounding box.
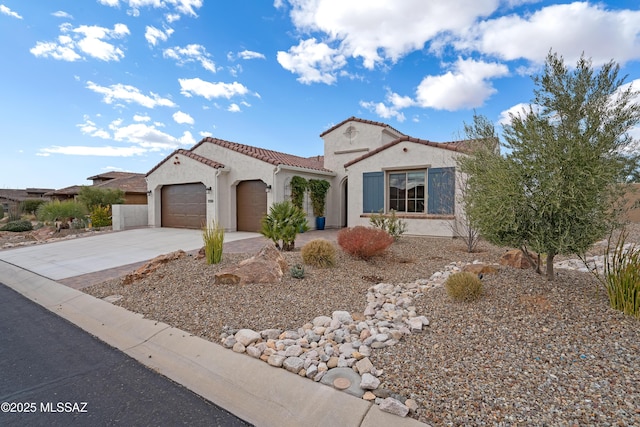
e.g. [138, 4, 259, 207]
[596, 230, 640, 318]
[202, 220, 225, 264]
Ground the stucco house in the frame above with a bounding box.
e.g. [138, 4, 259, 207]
[146, 116, 468, 236]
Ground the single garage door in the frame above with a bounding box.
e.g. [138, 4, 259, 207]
[237, 180, 267, 232]
[161, 183, 206, 229]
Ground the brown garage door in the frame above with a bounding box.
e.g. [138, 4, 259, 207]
[161, 183, 206, 229]
[237, 180, 267, 232]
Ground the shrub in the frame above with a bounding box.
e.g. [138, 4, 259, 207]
[260, 201, 308, 251]
[0, 219, 33, 232]
[37, 200, 88, 227]
[301, 238, 336, 268]
[369, 209, 408, 240]
[20, 199, 46, 215]
[337, 226, 394, 260]
[0, 204, 4, 219]
[8, 204, 21, 221]
[90, 205, 112, 228]
[290, 264, 305, 279]
[202, 220, 225, 264]
[77, 186, 125, 212]
[445, 272, 483, 302]
[591, 230, 640, 318]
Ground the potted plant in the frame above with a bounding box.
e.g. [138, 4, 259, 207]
[308, 178, 330, 230]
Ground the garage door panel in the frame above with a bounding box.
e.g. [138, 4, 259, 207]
[161, 183, 206, 229]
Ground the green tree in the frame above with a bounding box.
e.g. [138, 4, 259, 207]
[459, 52, 640, 281]
[77, 186, 125, 212]
[37, 200, 88, 228]
[260, 201, 308, 251]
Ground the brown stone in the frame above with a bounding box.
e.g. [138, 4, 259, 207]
[213, 244, 288, 285]
[121, 250, 187, 285]
[499, 249, 535, 269]
[462, 263, 499, 275]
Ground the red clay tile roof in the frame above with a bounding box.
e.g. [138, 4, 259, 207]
[319, 116, 406, 138]
[344, 136, 468, 168]
[145, 148, 225, 177]
[193, 137, 331, 172]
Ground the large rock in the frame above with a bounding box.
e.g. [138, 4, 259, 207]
[462, 263, 499, 275]
[121, 250, 187, 285]
[214, 244, 288, 285]
[499, 249, 534, 270]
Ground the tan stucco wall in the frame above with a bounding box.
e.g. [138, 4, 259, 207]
[344, 140, 462, 237]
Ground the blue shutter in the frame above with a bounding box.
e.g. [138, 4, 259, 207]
[363, 172, 384, 213]
[428, 167, 455, 214]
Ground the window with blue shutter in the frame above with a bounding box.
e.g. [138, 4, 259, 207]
[362, 172, 384, 213]
[427, 167, 455, 215]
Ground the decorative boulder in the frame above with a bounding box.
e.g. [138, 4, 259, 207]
[214, 244, 288, 285]
[462, 263, 499, 275]
[499, 249, 534, 269]
[122, 250, 187, 285]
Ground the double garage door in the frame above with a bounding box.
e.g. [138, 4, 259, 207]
[161, 180, 267, 231]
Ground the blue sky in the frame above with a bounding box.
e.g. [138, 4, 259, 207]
[1, 0, 639, 189]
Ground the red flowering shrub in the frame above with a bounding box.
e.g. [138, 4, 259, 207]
[337, 226, 394, 259]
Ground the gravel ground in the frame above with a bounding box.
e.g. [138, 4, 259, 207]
[84, 228, 640, 426]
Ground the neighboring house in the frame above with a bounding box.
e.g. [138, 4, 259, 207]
[46, 172, 148, 205]
[146, 116, 468, 236]
[0, 188, 53, 214]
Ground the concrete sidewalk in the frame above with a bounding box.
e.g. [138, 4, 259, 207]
[0, 228, 426, 427]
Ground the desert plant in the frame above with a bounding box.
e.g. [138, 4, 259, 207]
[290, 263, 305, 279]
[290, 176, 308, 211]
[90, 205, 112, 228]
[260, 201, 308, 251]
[0, 219, 33, 232]
[20, 199, 46, 216]
[8, 204, 21, 221]
[0, 204, 4, 219]
[301, 238, 336, 268]
[337, 226, 394, 260]
[588, 230, 640, 318]
[445, 272, 483, 302]
[202, 220, 225, 264]
[308, 179, 330, 217]
[37, 200, 88, 228]
[369, 209, 408, 240]
[77, 186, 125, 212]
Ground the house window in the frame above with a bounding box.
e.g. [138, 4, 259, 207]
[388, 171, 425, 213]
[362, 167, 455, 215]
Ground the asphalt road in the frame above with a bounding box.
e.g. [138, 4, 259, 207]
[0, 283, 251, 427]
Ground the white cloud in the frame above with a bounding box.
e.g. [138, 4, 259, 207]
[199, 131, 213, 137]
[133, 114, 151, 122]
[277, 38, 346, 84]
[38, 145, 147, 157]
[283, 0, 498, 71]
[178, 78, 249, 100]
[165, 13, 181, 23]
[238, 50, 266, 60]
[415, 58, 509, 111]
[51, 11, 73, 19]
[31, 23, 129, 62]
[145, 25, 173, 46]
[453, 2, 640, 66]
[227, 103, 241, 113]
[359, 100, 406, 122]
[86, 81, 176, 108]
[0, 5, 23, 19]
[163, 44, 215, 72]
[173, 111, 194, 124]
[97, 0, 202, 18]
[112, 123, 193, 150]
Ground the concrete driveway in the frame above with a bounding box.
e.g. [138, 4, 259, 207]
[0, 228, 260, 281]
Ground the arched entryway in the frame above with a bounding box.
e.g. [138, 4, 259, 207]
[236, 180, 267, 232]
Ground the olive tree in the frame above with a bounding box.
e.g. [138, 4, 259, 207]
[459, 51, 640, 281]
